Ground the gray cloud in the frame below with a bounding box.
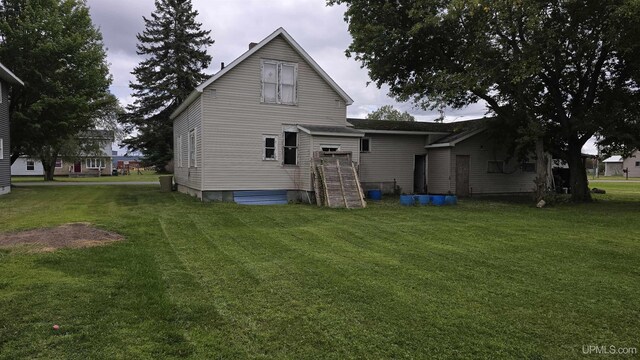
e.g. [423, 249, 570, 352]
[87, 0, 488, 119]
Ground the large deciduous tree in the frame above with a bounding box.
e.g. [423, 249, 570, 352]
[122, 0, 213, 172]
[0, 0, 116, 180]
[329, 0, 640, 201]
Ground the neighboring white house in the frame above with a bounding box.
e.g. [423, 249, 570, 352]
[603, 151, 640, 177]
[11, 130, 114, 177]
[603, 156, 623, 176]
[171, 28, 538, 203]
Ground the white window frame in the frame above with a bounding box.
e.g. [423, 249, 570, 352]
[177, 136, 183, 168]
[320, 144, 341, 152]
[0, 138, 3, 159]
[263, 135, 278, 161]
[26, 159, 35, 171]
[55, 158, 63, 168]
[360, 138, 371, 153]
[86, 158, 106, 169]
[261, 59, 298, 105]
[487, 160, 505, 174]
[188, 129, 197, 168]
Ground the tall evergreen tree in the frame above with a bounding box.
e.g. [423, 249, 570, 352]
[122, 0, 213, 171]
[0, 0, 116, 180]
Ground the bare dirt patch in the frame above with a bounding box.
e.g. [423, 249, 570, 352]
[0, 223, 123, 252]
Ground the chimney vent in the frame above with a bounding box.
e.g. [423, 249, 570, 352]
[220, 62, 225, 70]
[249, 42, 258, 50]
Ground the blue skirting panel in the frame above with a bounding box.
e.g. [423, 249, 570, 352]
[233, 190, 288, 205]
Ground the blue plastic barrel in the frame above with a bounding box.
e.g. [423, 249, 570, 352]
[400, 195, 416, 206]
[367, 190, 382, 200]
[417, 195, 430, 205]
[444, 195, 457, 205]
[431, 195, 446, 206]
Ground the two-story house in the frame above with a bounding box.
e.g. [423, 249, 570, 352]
[0, 62, 24, 195]
[171, 28, 361, 203]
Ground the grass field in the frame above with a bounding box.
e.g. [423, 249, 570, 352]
[11, 170, 160, 183]
[0, 183, 638, 359]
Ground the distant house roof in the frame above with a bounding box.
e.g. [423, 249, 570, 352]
[603, 156, 623, 163]
[0, 62, 23, 86]
[297, 124, 364, 137]
[347, 117, 489, 137]
[81, 130, 114, 141]
[171, 27, 353, 120]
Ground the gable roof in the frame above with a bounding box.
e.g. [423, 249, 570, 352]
[603, 156, 623, 163]
[0, 62, 24, 86]
[170, 27, 354, 120]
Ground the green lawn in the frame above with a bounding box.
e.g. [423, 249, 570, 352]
[0, 184, 638, 359]
[11, 170, 160, 183]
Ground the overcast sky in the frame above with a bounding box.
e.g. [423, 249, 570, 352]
[85, 0, 487, 122]
[86, 0, 596, 154]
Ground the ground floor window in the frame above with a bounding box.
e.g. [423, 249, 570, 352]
[487, 160, 504, 173]
[636, 161, 640, 167]
[283, 131, 297, 165]
[26, 160, 35, 171]
[87, 158, 106, 169]
[360, 138, 370, 152]
[320, 144, 340, 152]
[263, 135, 277, 160]
[55, 159, 63, 168]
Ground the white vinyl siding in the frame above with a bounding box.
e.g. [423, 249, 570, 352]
[199, 35, 349, 191]
[261, 59, 298, 105]
[173, 96, 202, 192]
[359, 134, 427, 194]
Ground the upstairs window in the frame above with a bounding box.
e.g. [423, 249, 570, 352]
[283, 131, 297, 165]
[261, 60, 298, 105]
[26, 160, 35, 171]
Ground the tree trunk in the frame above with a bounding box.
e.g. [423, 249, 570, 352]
[567, 138, 591, 202]
[534, 137, 548, 202]
[42, 158, 56, 181]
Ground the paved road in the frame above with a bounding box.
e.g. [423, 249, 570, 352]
[13, 182, 159, 186]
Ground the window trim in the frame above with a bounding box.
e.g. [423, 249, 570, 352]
[177, 135, 183, 168]
[86, 158, 106, 169]
[261, 59, 298, 105]
[635, 161, 640, 167]
[26, 159, 35, 171]
[55, 158, 63, 168]
[263, 135, 278, 161]
[360, 138, 371, 153]
[283, 131, 298, 166]
[487, 160, 505, 174]
[188, 129, 197, 168]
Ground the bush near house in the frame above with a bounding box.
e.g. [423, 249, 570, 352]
[0, 185, 638, 359]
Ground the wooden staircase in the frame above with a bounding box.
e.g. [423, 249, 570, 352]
[312, 152, 366, 209]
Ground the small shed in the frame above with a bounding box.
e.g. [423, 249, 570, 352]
[603, 156, 623, 176]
